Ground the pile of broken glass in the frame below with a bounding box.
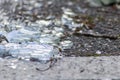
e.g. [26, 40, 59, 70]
[0, 0, 76, 63]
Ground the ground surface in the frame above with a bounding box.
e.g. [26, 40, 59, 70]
[1, 56, 120, 80]
[0, 0, 120, 79]
[13, 0, 120, 56]
[60, 0, 120, 56]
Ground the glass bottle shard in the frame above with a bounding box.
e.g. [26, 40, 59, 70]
[0, 43, 60, 63]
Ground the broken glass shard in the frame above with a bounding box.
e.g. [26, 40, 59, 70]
[0, 43, 60, 63]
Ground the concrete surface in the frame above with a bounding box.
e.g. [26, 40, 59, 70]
[0, 56, 120, 80]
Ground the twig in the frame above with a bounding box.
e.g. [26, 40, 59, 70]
[73, 32, 118, 40]
[35, 58, 57, 71]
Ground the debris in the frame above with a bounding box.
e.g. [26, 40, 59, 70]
[73, 31, 118, 40]
[6, 28, 40, 43]
[4, 43, 60, 63]
[0, 34, 9, 43]
[35, 58, 57, 71]
[60, 40, 73, 50]
[96, 50, 102, 54]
